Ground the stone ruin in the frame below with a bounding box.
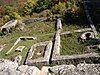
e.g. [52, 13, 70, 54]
[78, 31, 95, 42]
[0, 1, 100, 74]
[1, 20, 18, 33]
[1, 16, 99, 70]
[0, 58, 100, 75]
[24, 17, 100, 68]
[15, 46, 25, 52]
[13, 55, 22, 65]
[0, 58, 40, 75]
[41, 64, 100, 75]
[28, 17, 100, 75]
[25, 41, 52, 66]
[6, 37, 36, 55]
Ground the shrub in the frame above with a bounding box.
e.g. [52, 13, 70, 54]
[51, 2, 66, 15]
[4, 5, 13, 15]
[23, 0, 37, 15]
[3, 15, 10, 23]
[3, 5, 21, 23]
[35, 0, 52, 13]
[52, 0, 67, 5]
[9, 12, 21, 20]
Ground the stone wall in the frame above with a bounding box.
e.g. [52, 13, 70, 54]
[0, 58, 40, 75]
[1, 58, 100, 75]
[1, 20, 18, 33]
[48, 64, 100, 75]
[53, 30, 61, 56]
[61, 28, 92, 35]
[25, 41, 53, 67]
[51, 53, 100, 65]
[22, 17, 47, 24]
[6, 37, 36, 55]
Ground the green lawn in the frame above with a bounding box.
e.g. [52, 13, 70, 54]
[60, 33, 98, 55]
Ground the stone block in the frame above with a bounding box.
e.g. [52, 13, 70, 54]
[15, 46, 25, 52]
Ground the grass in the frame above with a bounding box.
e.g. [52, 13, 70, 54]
[0, 39, 35, 64]
[62, 24, 84, 32]
[24, 21, 55, 36]
[0, 21, 55, 64]
[60, 33, 98, 55]
[0, 19, 93, 64]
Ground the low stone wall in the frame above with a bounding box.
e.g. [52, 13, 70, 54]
[51, 53, 100, 65]
[1, 58, 100, 75]
[1, 20, 18, 33]
[27, 58, 50, 68]
[26, 41, 53, 67]
[61, 28, 92, 35]
[52, 18, 62, 56]
[48, 64, 100, 75]
[22, 15, 62, 24]
[6, 37, 20, 55]
[44, 41, 52, 61]
[53, 30, 61, 56]
[22, 17, 47, 24]
[56, 18, 62, 30]
[6, 37, 36, 55]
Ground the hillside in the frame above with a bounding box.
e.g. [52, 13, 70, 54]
[0, 0, 100, 75]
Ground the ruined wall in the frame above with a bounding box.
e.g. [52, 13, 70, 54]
[51, 53, 100, 65]
[1, 58, 100, 75]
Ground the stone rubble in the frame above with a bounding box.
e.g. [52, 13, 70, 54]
[48, 64, 100, 75]
[13, 55, 22, 64]
[1, 20, 18, 33]
[0, 59, 100, 75]
[0, 59, 40, 75]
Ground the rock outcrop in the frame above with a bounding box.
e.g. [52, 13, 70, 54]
[0, 59, 40, 75]
[0, 58, 100, 75]
[49, 64, 100, 75]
